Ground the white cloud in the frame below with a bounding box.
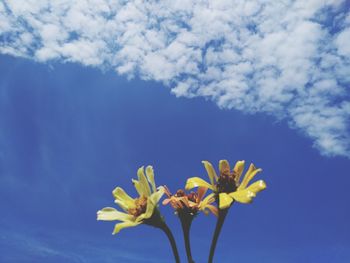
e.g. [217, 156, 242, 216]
[0, 0, 349, 157]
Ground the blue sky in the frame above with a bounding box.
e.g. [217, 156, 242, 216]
[1, 55, 350, 263]
[0, 1, 350, 263]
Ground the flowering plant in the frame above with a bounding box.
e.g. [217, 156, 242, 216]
[97, 159, 266, 262]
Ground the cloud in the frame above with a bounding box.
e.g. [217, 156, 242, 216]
[0, 0, 349, 157]
[0, 222, 168, 263]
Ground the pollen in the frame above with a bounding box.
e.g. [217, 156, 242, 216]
[128, 196, 148, 217]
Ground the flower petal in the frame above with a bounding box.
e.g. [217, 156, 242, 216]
[113, 221, 141, 235]
[145, 165, 157, 193]
[137, 198, 155, 221]
[132, 179, 143, 196]
[201, 193, 215, 206]
[185, 177, 215, 191]
[238, 163, 262, 190]
[246, 180, 267, 194]
[233, 160, 245, 185]
[162, 198, 172, 205]
[112, 187, 135, 208]
[197, 187, 208, 202]
[97, 207, 134, 222]
[219, 159, 231, 175]
[219, 193, 234, 209]
[149, 186, 165, 205]
[202, 161, 218, 187]
[137, 166, 151, 196]
[229, 189, 256, 204]
[114, 200, 129, 211]
[205, 204, 219, 217]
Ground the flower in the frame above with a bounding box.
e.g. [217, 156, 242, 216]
[185, 160, 266, 209]
[162, 186, 218, 217]
[97, 165, 165, 234]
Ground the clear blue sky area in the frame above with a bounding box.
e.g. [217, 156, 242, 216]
[0, 55, 349, 263]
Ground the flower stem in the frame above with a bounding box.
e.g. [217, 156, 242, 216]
[145, 209, 180, 263]
[179, 213, 195, 263]
[208, 208, 229, 263]
[159, 222, 181, 263]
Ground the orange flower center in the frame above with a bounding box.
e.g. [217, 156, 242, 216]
[128, 196, 148, 217]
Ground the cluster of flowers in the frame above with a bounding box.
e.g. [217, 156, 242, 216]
[97, 160, 266, 263]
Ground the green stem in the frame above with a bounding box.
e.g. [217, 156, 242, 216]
[208, 208, 229, 263]
[180, 214, 195, 263]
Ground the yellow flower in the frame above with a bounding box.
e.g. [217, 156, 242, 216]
[162, 186, 218, 217]
[97, 165, 164, 234]
[185, 160, 266, 209]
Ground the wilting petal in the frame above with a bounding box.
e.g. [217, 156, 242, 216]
[185, 177, 215, 191]
[113, 221, 141, 235]
[230, 189, 256, 204]
[145, 166, 156, 193]
[238, 163, 262, 190]
[112, 187, 135, 208]
[202, 161, 218, 187]
[137, 167, 151, 196]
[162, 198, 172, 205]
[219, 193, 234, 209]
[233, 160, 245, 185]
[197, 187, 208, 202]
[219, 159, 231, 175]
[205, 204, 219, 217]
[97, 207, 134, 222]
[246, 180, 266, 194]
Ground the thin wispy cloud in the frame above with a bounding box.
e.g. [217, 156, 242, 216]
[0, 0, 349, 157]
[0, 223, 168, 263]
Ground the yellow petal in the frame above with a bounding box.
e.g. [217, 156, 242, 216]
[97, 207, 134, 221]
[229, 189, 256, 204]
[114, 200, 129, 211]
[132, 179, 143, 196]
[201, 193, 215, 207]
[202, 161, 218, 187]
[185, 177, 215, 191]
[112, 187, 135, 208]
[137, 166, 151, 196]
[145, 165, 157, 193]
[233, 160, 245, 184]
[113, 221, 141, 235]
[149, 186, 165, 205]
[199, 193, 217, 214]
[219, 193, 234, 209]
[238, 163, 262, 190]
[137, 198, 155, 221]
[219, 159, 230, 175]
[246, 180, 266, 194]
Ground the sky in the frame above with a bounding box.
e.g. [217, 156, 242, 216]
[0, 1, 350, 263]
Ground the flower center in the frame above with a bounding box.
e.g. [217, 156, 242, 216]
[175, 189, 185, 197]
[187, 192, 198, 203]
[128, 196, 148, 217]
[175, 189, 199, 215]
[216, 171, 237, 193]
